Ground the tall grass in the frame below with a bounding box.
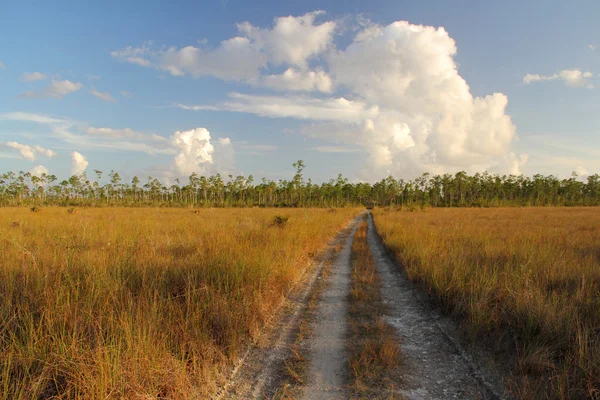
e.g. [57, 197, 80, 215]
[373, 207, 600, 399]
[0, 207, 357, 399]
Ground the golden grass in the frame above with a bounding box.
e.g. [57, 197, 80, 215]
[0, 207, 358, 399]
[348, 218, 402, 399]
[373, 207, 600, 399]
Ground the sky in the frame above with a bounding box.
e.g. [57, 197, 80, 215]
[1, 0, 599, 183]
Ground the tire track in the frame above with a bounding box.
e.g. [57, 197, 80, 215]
[367, 212, 503, 400]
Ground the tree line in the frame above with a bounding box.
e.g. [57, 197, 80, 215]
[2, 161, 600, 208]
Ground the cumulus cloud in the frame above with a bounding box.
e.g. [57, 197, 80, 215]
[3, 142, 57, 161]
[524, 69, 594, 88]
[29, 165, 49, 177]
[89, 88, 117, 103]
[237, 11, 336, 68]
[169, 16, 524, 177]
[111, 11, 336, 83]
[21, 80, 83, 98]
[21, 72, 47, 82]
[318, 20, 520, 176]
[71, 151, 88, 175]
[262, 68, 332, 92]
[171, 128, 233, 176]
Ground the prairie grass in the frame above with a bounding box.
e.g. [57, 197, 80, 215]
[373, 207, 600, 399]
[348, 218, 402, 399]
[0, 207, 357, 399]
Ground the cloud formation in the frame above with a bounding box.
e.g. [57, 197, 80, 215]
[30, 165, 49, 177]
[171, 128, 233, 176]
[21, 72, 47, 82]
[174, 18, 522, 177]
[111, 11, 335, 86]
[89, 88, 117, 103]
[4, 141, 57, 161]
[71, 151, 88, 175]
[0, 112, 236, 178]
[22, 80, 83, 99]
[262, 68, 332, 92]
[524, 69, 594, 88]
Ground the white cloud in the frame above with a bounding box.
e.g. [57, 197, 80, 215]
[164, 17, 523, 177]
[575, 165, 589, 177]
[0, 112, 173, 156]
[221, 93, 379, 122]
[237, 11, 336, 68]
[523, 69, 594, 88]
[262, 68, 332, 92]
[29, 165, 49, 177]
[89, 88, 117, 103]
[120, 91, 133, 97]
[171, 128, 233, 176]
[173, 103, 220, 111]
[86, 127, 167, 143]
[21, 80, 83, 99]
[589, 44, 596, 51]
[0, 61, 4, 69]
[310, 20, 520, 177]
[3, 141, 56, 161]
[21, 72, 47, 82]
[111, 11, 336, 82]
[71, 151, 88, 175]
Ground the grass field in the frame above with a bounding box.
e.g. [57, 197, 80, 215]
[373, 207, 600, 399]
[0, 207, 357, 399]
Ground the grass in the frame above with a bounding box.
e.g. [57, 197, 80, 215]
[0, 207, 358, 399]
[347, 217, 402, 399]
[373, 207, 600, 399]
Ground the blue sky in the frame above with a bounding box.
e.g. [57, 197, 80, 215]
[1, 0, 599, 183]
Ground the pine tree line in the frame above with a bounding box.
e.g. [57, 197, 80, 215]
[2, 161, 600, 208]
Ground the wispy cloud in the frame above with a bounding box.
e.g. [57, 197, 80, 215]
[523, 69, 594, 88]
[2, 141, 56, 161]
[20, 72, 47, 82]
[173, 103, 219, 111]
[89, 88, 117, 103]
[20, 80, 83, 99]
[0, 112, 173, 155]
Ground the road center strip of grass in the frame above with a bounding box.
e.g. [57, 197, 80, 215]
[347, 216, 403, 399]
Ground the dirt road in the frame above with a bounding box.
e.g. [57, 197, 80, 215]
[221, 212, 505, 399]
[300, 220, 358, 399]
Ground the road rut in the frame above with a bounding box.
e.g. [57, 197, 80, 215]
[367, 213, 498, 399]
[300, 220, 359, 400]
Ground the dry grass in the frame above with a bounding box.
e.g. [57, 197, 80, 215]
[0, 207, 358, 399]
[373, 207, 600, 399]
[348, 218, 403, 399]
